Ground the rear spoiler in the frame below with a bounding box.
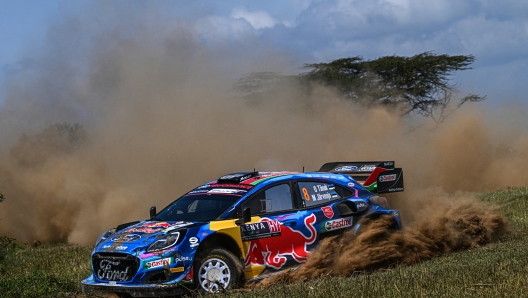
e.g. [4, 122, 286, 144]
[318, 161, 404, 194]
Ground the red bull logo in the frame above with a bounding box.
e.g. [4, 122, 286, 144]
[125, 222, 171, 233]
[244, 214, 317, 269]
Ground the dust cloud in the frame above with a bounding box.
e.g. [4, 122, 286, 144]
[0, 4, 527, 248]
[261, 194, 509, 285]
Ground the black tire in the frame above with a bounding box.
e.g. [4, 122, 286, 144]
[193, 248, 243, 293]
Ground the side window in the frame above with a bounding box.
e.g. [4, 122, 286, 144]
[243, 184, 293, 215]
[298, 181, 347, 207]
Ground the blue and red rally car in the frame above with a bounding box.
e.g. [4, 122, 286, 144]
[81, 161, 404, 296]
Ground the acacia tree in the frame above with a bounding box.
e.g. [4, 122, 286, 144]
[302, 52, 484, 117]
[234, 52, 485, 120]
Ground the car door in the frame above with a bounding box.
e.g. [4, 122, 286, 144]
[294, 180, 355, 240]
[240, 181, 318, 277]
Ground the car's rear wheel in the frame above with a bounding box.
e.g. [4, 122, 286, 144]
[194, 248, 243, 293]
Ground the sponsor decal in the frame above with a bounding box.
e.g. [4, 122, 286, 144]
[241, 221, 281, 241]
[125, 228, 163, 233]
[359, 165, 376, 171]
[188, 189, 209, 194]
[189, 237, 199, 248]
[111, 234, 141, 242]
[321, 217, 353, 232]
[170, 267, 185, 273]
[124, 222, 172, 234]
[384, 162, 394, 166]
[162, 222, 194, 233]
[247, 172, 297, 185]
[174, 256, 192, 263]
[103, 245, 111, 249]
[206, 183, 253, 190]
[182, 267, 193, 283]
[276, 214, 295, 220]
[145, 222, 171, 228]
[207, 189, 246, 194]
[334, 165, 358, 172]
[145, 257, 172, 269]
[388, 187, 404, 192]
[97, 260, 130, 281]
[115, 245, 127, 250]
[348, 182, 355, 187]
[244, 214, 317, 269]
[355, 201, 368, 211]
[321, 206, 334, 219]
[379, 174, 397, 182]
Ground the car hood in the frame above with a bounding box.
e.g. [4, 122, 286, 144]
[96, 220, 204, 253]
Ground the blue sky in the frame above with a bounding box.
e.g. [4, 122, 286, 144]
[1, 0, 527, 105]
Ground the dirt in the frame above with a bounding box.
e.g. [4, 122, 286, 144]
[261, 197, 509, 285]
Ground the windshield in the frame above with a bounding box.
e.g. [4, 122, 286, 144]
[155, 193, 242, 222]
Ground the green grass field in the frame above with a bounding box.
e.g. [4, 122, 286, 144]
[1, 187, 527, 298]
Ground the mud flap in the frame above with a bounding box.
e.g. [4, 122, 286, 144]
[377, 168, 404, 194]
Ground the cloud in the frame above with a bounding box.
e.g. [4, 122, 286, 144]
[230, 7, 280, 30]
[194, 15, 255, 42]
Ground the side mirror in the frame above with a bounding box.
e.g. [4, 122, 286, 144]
[235, 207, 251, 225]
[150, 206, 157, 219]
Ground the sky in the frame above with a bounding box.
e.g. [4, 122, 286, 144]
[1, 0, 527, 105]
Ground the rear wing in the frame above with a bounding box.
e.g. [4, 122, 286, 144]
[319, 161, 404, 194]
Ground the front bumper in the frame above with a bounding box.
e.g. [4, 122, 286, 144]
[81, 275, 192, 297]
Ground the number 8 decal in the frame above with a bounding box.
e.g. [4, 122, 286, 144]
[302, 188, 310, 201]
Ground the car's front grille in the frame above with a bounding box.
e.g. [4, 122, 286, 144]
[92, 252, 139, 282]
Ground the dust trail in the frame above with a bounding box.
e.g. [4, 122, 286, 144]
[0, 2, 526, 246]
[261, 195, 509, 285]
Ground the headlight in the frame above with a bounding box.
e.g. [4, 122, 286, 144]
[146, 232, 180, 252]
[95, 229, 115, 246]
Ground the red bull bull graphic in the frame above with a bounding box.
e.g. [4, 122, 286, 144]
[243, 214, 317, 269]
[124, 222, 171, 234]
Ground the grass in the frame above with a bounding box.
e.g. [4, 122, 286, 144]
[0, 240, 93, 298]
[1, 187, 527, 297]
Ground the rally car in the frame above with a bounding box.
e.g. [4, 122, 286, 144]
[81, 161, 404, 296]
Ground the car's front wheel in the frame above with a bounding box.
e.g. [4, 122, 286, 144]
[194, 248, 243, 293]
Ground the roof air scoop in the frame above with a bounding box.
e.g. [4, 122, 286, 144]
[217, 171, 259, 184]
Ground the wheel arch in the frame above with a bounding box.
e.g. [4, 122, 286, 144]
[195, 232, 244, 261]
